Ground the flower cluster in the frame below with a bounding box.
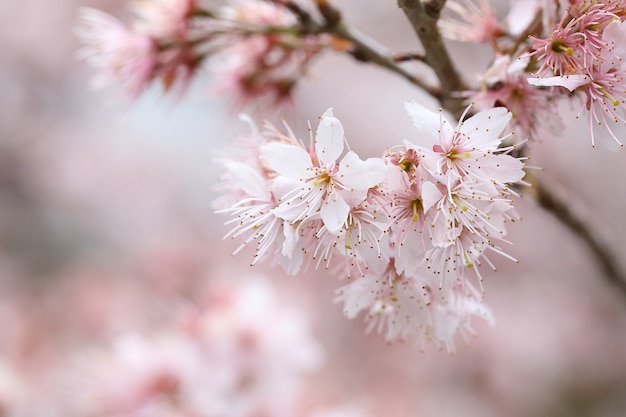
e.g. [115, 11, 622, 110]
[215, 104, 525, 351]
[75, 0, 329, 105]
[70, 278, 327, 417]
[440, 0, 626, 148]
[528, 9, 626, 148]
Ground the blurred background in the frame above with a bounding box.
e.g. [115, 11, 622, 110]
[1, 0, 626, 416]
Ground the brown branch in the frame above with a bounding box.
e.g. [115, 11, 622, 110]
[524, 169, 626, 300]
[396, 0, 467, 118]
[329, 24, 439, 97]
[283, 0, 440, 97]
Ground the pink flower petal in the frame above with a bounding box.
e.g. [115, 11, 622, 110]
[527, 75, 590, 92]
[320, 191, 350, 234]
[262, 142, 313, 179]
[338, 151, 388, 192]
[405, 101, 451, 147]
[315, 108, 344, 168]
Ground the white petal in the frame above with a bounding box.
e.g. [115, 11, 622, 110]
[224, 161, 269, 199]
[527, 75, 590, 92]
[262, 142, 313, 179]
[320, 191, 350, 234]
[405, 101, 451, 147]
[421, 181, 443, 213]
[281, 222, 299, 257]
[603, 20, 626, 61]
[315, 108, 344, 168]
[506, 0, 539, 36]
[338, 152, 388, 191]
[459, 107, 511, 148]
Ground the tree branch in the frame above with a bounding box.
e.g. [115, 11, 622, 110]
[524, 171, 626, 300]
[396, 0, 466, 117]
[282, 0, 440, 98]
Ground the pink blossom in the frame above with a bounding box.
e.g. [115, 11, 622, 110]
[529, 20, 626, 147]
[75, 8, 158, 99]
[335, 262, 494, 353]
[262, 109, 388, 234]
[465, 55, 562, 139]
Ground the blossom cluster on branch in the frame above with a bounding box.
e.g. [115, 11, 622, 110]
[214, 104, 524, 351]
[75, 0, 626, 352]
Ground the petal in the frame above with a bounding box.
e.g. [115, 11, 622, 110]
[281, 222, 299, 257]
[505, 0, 539, 36]
[262, 142, 313, 179]
[421, 181, 444, 213]
[320, 191, 350, 234]
[603, 20, 626, 60]
[527, 75, 590, 92]
[315, 108, 344, 168]
[405, 101, 452, 147]
[459, 107, 511, 148]
[338, 152, 388, 191]
[224, 161, 269, 200]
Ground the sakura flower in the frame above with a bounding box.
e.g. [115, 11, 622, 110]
[75, 8, 158, 99]
[262, 108, 388, 234]
[404, 101, 525, 188]
[335, 262, 494, 353]
[382, 149, 443, 278]
[424, 176, 520, 291]
[466, 55, 562, 139]
[217, 161, 288, 269]
[529, 20, 626, 147]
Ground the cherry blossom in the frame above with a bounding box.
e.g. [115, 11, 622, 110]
[262, 108, 388, 234]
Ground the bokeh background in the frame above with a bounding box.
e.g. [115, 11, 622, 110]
[2, 0, 626, 416]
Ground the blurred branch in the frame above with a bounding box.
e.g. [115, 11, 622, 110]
[282, 0, 440, 97]
[523, 170, 626, 300]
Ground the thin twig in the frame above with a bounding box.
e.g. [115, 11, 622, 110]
[524, 167, 626, 300]
[283, 0, 440, 97]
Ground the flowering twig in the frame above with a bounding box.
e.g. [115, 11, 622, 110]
[394, 0, 626, 298]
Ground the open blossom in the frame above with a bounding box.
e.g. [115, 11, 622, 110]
[528, 19, 626, 148]
[464, 55, 561, 139]
[216, 109, 388, 275]
[399, 102, 524, 290]
[335, 262, 494, 353]
[262, 109, 388, 234]
[75, 5, 204, 99]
